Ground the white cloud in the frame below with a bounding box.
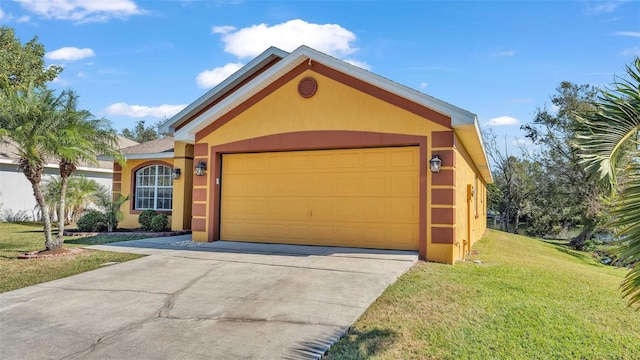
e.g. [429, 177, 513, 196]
[343, 58, 371, 70]
[212, 25, 236, 34]
[77, 72, 87, 78]
[105, 103, 187, 119]
[46, 47, 95, 61]
[620, 47, 640, 56]
[419, 82, 428, 89]
[493, 50, 517, 57]
[16, 0, 145, 22]
[196, 62, 244, 88]
[586, 0, 628, 14]
[486, 116, 521, 126]
[51, 77, 71, 87]
[200, 19, 370, 87]
[613, 31, 640, 37]
[213, 19, 359, 59]
[0, 7, 30, 22]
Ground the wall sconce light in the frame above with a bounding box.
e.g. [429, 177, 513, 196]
[430, 155, 442, 173]
[195, 161, 207, 176]
[171, 168, 181, 180]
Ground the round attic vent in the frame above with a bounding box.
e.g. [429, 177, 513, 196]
[298, 77, 317, 98]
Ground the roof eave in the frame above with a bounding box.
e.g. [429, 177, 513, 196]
[452, 117, 494, 184]
[159, 47, 290, 135]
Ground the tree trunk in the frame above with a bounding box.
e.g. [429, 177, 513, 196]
[56, 161, 76, 247]
[570, 225, 595, 250]
[56, 174, 69, 246]
[29, 178, 55, 250]
[20, 159, 56, 250]
[503, 197, 511, 232]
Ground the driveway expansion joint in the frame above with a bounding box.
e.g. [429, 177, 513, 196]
[62, 268, 215, 359]
[37, 285, 172, 296]
[168, 253, 403, 275]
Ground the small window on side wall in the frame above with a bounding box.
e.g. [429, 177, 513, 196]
[134, 165, 173, 211]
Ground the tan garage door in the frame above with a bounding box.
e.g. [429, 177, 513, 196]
[220, 147, 419, 250]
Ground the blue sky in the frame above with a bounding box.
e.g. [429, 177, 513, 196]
[1, 0, 639, 152]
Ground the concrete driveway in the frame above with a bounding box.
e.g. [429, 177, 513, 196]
[0, 236, 417, 359]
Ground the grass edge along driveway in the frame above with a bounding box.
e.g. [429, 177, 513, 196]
[326, 229, 640, 360]
[0, 222, 145, 293]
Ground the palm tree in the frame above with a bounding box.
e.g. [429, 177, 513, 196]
[42, 176, 104, 224]
[0, 83, 65, 250]
[50, 89, 124, 246]
[575, 57, 640, 309]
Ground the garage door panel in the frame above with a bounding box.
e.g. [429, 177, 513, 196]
[391, 175, 419, 194]
[289, 154, 312, 169]
[221, 147, 419, 250]
[337, 152, 361, 168]
[362, 151, 387, 167]
[390, 148, 418, 167]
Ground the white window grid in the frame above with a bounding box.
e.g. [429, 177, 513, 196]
[135, 165, 173, 210]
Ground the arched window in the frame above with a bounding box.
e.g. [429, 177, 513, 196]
[134, 165, 173, 211]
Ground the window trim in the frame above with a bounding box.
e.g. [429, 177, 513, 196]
[129, 161, 173, 215]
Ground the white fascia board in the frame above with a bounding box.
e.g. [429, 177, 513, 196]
[123, 152, 175, 160]
[453, 117, 494, 183]
[293, 46, 478, 126]
[175, 53, 306, 143]
[175, 45, 478, 143]
[160, 47, 290, 135]
[0, 158, 113, 173]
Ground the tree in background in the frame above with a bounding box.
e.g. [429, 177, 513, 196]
[484, 129, 540, 233]
[522, 82, 609, 248]
[121, 120, 160, 143]
[575, 57, 640, 309]
[0, 26, 62, 90]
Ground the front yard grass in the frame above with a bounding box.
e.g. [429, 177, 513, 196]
[326, 229, 640, 359]
[0, 222, 145, 293]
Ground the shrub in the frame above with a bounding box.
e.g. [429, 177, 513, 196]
[150, 214, 169, 232]
[138, 210, 157, 230]
[1, 209, 33, 222]
[77, 210, 108, 232]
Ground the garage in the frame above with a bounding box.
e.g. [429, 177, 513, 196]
[220, 146, 420, 250]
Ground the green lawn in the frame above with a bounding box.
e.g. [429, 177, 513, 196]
[0, 222, 145, 293]
[326, 229, 640, 360]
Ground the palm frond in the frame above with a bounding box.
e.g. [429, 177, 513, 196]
[615, 162, 640, 309]
[575, 58, 640, 192]
[575, 57, 640, 309]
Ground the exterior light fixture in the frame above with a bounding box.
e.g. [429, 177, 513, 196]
[171, 168, 181, 180]
[430, 155, 442, 173]
[195, 161, 207, 176]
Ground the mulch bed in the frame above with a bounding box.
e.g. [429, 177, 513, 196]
[18, 247, 84, 259]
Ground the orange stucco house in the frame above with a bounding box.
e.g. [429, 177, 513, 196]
[113, 46, 493, 264]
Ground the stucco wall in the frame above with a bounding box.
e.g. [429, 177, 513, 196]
[454, 135, 488, 262]
[193, 67, 462, 261]
[115, 159, 173, 229]
[0, 162, 113, 221]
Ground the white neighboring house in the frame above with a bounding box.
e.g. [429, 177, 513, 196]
[0, 137, 138, 221]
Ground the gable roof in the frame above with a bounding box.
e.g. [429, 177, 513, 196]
[162, 46, 492, 182]
[119, 136, 174, 160]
